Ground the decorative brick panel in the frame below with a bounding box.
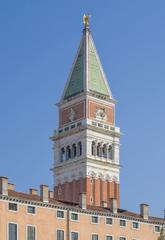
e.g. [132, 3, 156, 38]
[88, 100, 114, 125]
[59, 101, 85, 127]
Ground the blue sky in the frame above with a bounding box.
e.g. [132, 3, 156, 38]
[0, 1, 165, 217]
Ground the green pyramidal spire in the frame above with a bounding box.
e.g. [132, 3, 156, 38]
[62, 17, 113, 100]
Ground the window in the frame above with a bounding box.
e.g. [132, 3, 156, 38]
[108, 145, 113, 159]
[97, 144, 101, 157]
[72, 144, 77, 158]
[91, 142, 96, 156]
[77, 142, 82, 156]
[8, 203, 17, 211]
[27, 206, 35, 214]
[71, 212, 78, 221]
[57, 210, 64, 218]
[77, 122, 82, 127]
[64, 127, 69, 131]
[57, 230, 64, 240]
[60, 148, 65, 162]
[90, 196, 93, 204]
[154, 226, 161, 233]
[132, 222, 139, 229]
[71, 232, 78, 240]
[27, 226, 36, 240]
[102, 144, 107, 158]
[92, 121, 97, 126]
[91, 216, 99, 223]
[106, 217, 113, 225]
[92, 234, 98, 240]
[106, 236, 112, 240]
[120, 238, 126, 240]
[71, 124, 75, 129]
[66, 146, 71, 160]
[120, 220, 126, 227]
[8, 223, 17, 240]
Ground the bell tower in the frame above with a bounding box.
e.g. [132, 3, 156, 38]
[51, 16, 121, 207]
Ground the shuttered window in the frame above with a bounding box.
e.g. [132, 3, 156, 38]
[57, 230, 64, 240]
[27, 226, 36, 240]
[71, 232, 78, 240]
[8, 223, 17, 240]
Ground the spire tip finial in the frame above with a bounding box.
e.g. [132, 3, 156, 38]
[83, 14, 90, 28]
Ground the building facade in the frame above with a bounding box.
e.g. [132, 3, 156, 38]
[0, 16, 164, 240]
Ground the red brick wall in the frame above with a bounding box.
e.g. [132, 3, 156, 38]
[54, 177, 120, 208]
[93, 178, 101, 206]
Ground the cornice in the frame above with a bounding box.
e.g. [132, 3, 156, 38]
[50, 124, 121, 142]
[0, 195, 164, 225]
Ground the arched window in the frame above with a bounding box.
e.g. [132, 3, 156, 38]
[102, 144, 107, 158]
[60, 147, 65, 162]
[91, 141, 96, 156]
[66, 146, 71, 160]
[72, 144, 77, 158]
[97, 143, 101, 157]
[108, 145, 113, 159]
[78, 142, 82, 156]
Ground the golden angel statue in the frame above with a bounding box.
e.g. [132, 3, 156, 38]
[83, 14, 89, 27]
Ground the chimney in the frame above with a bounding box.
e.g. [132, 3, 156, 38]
[0, 177, 8, 195]
[40, 185, 49, 203]
[79, 193, 87, 209]
[8, 183, 15, 191]
[101, 201, 107, 208]
[29, 188, 38, 195]
[49, 190, 53, 199]
[110, 198, 117, 214]
[140, 204, 149, 220]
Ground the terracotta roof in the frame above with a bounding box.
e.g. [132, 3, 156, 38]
[88, 205, 164, 223]
[4, 190, 164, 224]
[8, 190, 76, 206]
[8, 190, 41, 201]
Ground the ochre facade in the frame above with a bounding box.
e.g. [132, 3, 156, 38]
[0, 181, 163, 240]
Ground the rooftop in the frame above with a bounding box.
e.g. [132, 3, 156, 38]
[0, 188, 164, 225]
